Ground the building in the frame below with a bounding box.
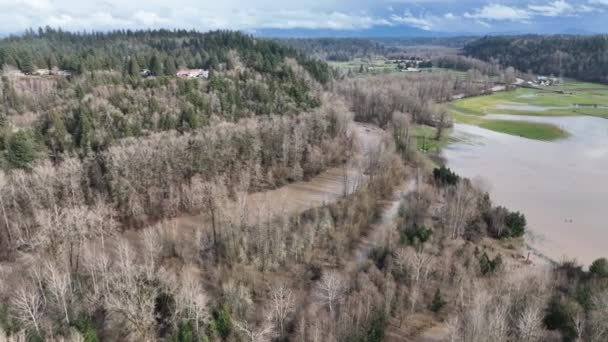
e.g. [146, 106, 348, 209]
[176, 69, 209, 79]
[32, 69, 51, 76]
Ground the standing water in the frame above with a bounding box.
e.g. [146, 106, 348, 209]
[444, 114, 608, 265]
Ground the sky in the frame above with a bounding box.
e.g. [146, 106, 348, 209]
[0, 0, 607, 36]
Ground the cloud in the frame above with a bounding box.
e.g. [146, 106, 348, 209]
[0, 0, 604, 35]
[529, 0, 572, 16]
[464, 4, 531, 21]
[390, 11, 434, 30]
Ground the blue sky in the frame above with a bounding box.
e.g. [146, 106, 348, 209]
[0, 0, 607, 35]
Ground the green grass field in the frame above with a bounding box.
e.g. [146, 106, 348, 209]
[449, 79, 608, 141]
[451, 80, 608, 118]
[452, 112, 568, 141]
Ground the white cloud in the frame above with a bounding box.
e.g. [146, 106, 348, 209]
[464, 4, 531, 21]
[390, 11, 434, 30]
[589, 0, 608, 5]
[477, 20, 491, 28]
[444, 12, 456, 19]
[529, 0, 572, 16]
[0, 0, 395, 33]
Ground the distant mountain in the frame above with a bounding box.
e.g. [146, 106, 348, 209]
[255, 25, 474, 38]
[558, 27, 597, 35]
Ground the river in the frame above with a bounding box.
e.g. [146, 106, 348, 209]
[444, 114, 608, 266]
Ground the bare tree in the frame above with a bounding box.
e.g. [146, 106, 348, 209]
[44, 260, 73, 324]
[315, 271, 345, 314]
[443, 183, 477, 239]
[268, 283, 296, 337]
[516, 300, 544, 342]
[235, 319, 273, 342]
[12, 284, 44, 333]
[174, 266, 209, 333]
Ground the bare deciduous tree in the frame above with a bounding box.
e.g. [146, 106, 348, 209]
[315, 271, 345, 314]
[12, 284, 44, 333]
[268, 283, 296, 337]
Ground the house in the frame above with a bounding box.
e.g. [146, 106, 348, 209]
[33, 69, 51, 76]
[54, 70, 72, 77]
[176, 69, 209, 79]
[536, 75, 560, 86]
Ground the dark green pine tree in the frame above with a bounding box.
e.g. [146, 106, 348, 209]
[164, 57, 177, 76]
[150, 55, 163, 76]
[128, 57, 140, 77]
[47, 54, 58, 70]
[18, 52, 34, 74]
[429, 288, 446, 312]
[5, 130, 40, 169]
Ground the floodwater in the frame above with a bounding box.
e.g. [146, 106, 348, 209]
[496, 103, 608, 111]
[176, 123, 386, 229]
[444, 114, 608, 265]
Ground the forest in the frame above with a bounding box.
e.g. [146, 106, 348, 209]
[0, 29, 606, 342]
[463, 34, 608, 83]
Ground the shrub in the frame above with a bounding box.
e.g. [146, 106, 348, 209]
[5, 130, 41, 169]
[213, 305, 232, 340]
[433, 166, 459, 186]
[479, 252, 502, 275]
[429, 288, 446, 312]
[589, 258, 608, 278]
[72, 313, 99, 342]
[505, 211, 526, 237]
[401, 225, 433, 245]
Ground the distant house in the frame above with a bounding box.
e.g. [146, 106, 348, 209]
[33, 69, 51, 76]
[403, 67, 421, 72]
[176, 69, 209, 79]
[141, 69, 152, 77]
[536, 75, 560, 86]
[54, 70, 72, 78]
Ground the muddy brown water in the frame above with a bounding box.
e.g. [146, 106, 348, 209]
[444, 114, 608, 266]
[174, 122, 386, 230]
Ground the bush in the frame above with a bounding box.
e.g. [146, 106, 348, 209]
[433, 166, 459, 186]
[429, 288, 446, 312]
[505, 211, 526, 237]
[213, 305, 232, 340]
[5, 130, 40, 169]
[589, 258, 608, 278]
[401, 225, 432, 245]
[484, 206, 527, 239]
[72, 313, 99, 342]
[479, 252, 502, 275]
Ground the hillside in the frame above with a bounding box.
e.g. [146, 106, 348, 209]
[0, 30, 332, 167]
[464, 35, 608, 83]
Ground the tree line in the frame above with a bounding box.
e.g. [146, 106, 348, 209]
[464, 35, 608, 83]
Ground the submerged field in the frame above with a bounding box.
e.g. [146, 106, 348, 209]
[450, 80, 608, 140]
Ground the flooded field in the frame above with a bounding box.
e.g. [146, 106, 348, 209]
[444, 114, 608, 265]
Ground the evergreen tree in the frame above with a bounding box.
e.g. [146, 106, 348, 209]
[164, 57, 177, 76]
[429, 288, 446, 312]
[5, 130, 40, 169]
[128, 57, 140, 77]
[150, 55, 163, 76]
[18, 51, 34, 74]
[47, 54, 58, 69]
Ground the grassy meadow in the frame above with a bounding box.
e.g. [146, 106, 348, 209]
[449, 80, 608, 140]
